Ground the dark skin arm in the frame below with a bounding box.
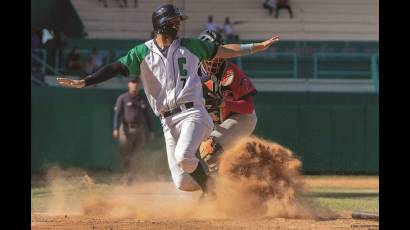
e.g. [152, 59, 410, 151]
[57, 61, 129, 88]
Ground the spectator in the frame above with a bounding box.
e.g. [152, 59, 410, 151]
[44, 30, 66, 73]
[275, 0, 294, 18]
[105, 49, 117, 64]
[223, 17, 239, 42]
[83, 56, 96, 76]
[66, 46, 82, 73]
[31, 29, 42, 50]
[42, 28, 53, 45]
[90, 47, 104, 70]
[204, 15, 221, 33]
[31, 29, 44, 76]
[263, 0, 276, 15]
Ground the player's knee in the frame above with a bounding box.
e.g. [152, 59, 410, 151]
[177, 158, 198, 173]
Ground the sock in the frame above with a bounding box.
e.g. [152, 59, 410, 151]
[189, 163, 208, 192]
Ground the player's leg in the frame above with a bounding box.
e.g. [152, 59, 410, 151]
[275, 6, 280, 18]
[213, 111, 257, 150]
[287, 6, 294, 18]
[174, 120, 212, 190]
[163, 121, 204, 191]
[170, 108, 213, 191]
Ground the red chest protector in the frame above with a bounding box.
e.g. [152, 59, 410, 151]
[204, 62, 256, 121]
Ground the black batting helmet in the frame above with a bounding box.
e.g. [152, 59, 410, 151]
[152, 4, 187, 38]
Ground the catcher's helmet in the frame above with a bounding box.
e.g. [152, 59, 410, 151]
[152, 4, 187, 38]
[198, 30, 224, 46]
[198, 30, 225, 77]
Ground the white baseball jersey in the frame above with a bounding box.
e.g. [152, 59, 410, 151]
[118, 38, 217, 191]
[118, 38, 217, 116]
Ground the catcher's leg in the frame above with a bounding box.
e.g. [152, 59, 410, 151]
[200, 111, 258, 173]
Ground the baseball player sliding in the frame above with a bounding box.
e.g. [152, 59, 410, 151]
[57, 4, 279, 195]
[197, 30, 258, 175]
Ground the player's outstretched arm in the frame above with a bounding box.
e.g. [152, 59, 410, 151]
[57, 62, 129, 88]
[214, 36, 280, 59]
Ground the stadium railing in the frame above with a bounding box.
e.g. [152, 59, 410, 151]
[313, 53, 379, 92]
[235, 52, 298, 79]
[31, 48, 379, 92]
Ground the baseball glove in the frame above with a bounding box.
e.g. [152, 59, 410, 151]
[203, 86, 223, 123]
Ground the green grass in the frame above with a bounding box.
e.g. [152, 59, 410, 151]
[306, 187, 379, 212]
[316, 197, 378, 212]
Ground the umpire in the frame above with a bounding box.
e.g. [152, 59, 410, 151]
[113, 79, 154, 179]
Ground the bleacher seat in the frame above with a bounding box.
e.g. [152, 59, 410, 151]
[71, 0, 379, 41]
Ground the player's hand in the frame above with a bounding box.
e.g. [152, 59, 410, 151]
[253, 35, 280, 52]
[149, 131, 155, 141]
[210, 112, 220, 122]
[207, 92, 217, 99]
[112, 129, 119, 139]
[224, 95, 234, 101]
[57, 77, 86, 89]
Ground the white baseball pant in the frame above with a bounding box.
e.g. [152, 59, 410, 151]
[161, 105, 214, 191]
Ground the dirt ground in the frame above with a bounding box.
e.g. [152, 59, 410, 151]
[31, 138, 378, 229]
[31, 178, 379, 230]
[31, 212, 379, 230]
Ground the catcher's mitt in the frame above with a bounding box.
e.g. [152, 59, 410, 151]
[203, 85, 223, 123]
[199, 137, 223, 175]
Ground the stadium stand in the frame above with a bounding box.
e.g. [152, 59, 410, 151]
[32, 0, 379, 92]
[71, 0, 378, 41]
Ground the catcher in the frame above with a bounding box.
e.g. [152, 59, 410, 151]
[197, 30, 258, 174]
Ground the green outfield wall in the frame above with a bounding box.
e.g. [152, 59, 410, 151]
[31, 86, 378, 174]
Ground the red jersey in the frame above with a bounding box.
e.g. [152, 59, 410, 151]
[204, 62, 257, 121]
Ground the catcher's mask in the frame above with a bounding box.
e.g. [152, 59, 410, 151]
[198, 30, 225, 77]
[152, 4, 187, 39]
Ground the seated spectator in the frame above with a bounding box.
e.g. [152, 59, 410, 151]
[204, 15, 221, 33]
[66, 46, 82, 73]
[42, 28, 53, 45]
[31, 29, 42, 50]
[105, 49, 117, 64]
[44, 30, 66, 72]
[223, 17, 239, 42]
[90, 47, 104, 70]
[83, 56, 96, 76]
[275, 0, 294, 18]
[263, 0, 276, 15]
